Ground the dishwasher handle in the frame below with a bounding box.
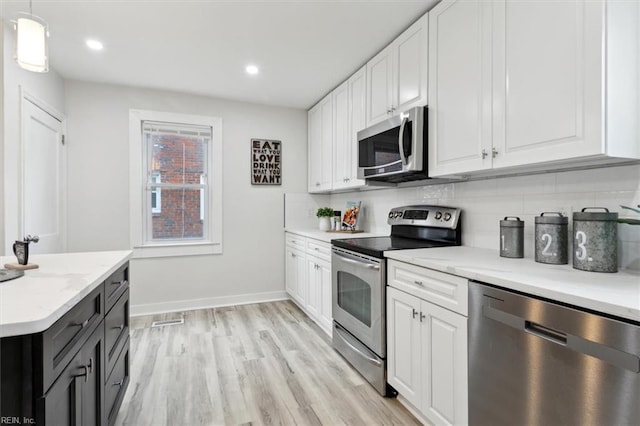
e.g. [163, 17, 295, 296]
[525, 321, 567, 345]
[483, 303, 640, 373]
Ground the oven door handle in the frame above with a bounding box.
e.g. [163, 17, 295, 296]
[333, 251, 380, 270]
[334, 326, 383, 368]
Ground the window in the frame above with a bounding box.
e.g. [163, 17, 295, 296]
[129, 110, 222, 257]
[151, 172, 162, 214]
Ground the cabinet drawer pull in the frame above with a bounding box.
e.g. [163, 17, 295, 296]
[111, 279, 128, 286]
[111, 324, 124, 331]
[420, 312, 426, 322]
[482, 149, 488, 159]
[112, 379, 124, 387]
[87, 357, 93, 374]
[71, 319, 90, 329]
[492, 147, 498, 158]
[414, 280, 423, 286]
[412, 308, 418, 319]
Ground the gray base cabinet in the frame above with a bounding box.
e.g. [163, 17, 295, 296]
[0, 262, 130, 426]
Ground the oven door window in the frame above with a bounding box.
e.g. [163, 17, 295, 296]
[337, 271, 371, 327]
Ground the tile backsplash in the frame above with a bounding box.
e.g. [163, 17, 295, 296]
[289, 164, 640, 272]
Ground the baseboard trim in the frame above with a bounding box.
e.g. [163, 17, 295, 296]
[130, 290, 289, 317]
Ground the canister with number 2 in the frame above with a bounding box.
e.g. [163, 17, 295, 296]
[535, 212, 568, 264]
[572, 207, 618, 273]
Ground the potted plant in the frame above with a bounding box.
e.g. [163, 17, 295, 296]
[316, 207, 334, 231]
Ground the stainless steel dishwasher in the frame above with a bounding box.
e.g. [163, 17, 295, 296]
[469, 281, 640, 426]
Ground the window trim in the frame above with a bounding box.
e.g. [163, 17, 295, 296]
[129, 109, 223, 258]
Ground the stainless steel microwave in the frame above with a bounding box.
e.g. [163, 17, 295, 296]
[357, 106, 428, 183]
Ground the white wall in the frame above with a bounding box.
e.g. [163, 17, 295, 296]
[1, 24, 5, 256]
[2, 23, 66, 255]
[319, 164, 640, 271]
[64, 80, 308, 315]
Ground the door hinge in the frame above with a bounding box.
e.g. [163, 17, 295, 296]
[61, 134, 66, 145]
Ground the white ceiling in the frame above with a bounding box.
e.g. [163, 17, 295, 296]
[1, 0, 439, 109]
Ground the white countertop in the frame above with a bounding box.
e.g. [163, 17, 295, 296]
[285, 228, 384, 243]
[0, 250, 132, 337]
[385, 246, 640, 322]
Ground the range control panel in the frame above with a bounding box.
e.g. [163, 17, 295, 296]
[387, 205, 461, 229]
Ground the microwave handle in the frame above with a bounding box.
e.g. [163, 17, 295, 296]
[398, 115, 409, 165]
[360, 159, 402, 171]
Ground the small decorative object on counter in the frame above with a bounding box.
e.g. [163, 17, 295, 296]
[573, 207, 618, 273]
[6, 234, 40, 270]
[500, 217, 524, 258]
[342, 201, 361, 231]
[333, 211, 341, 231]
[316, 207, 333, 231]
[535, 212, 568, 264]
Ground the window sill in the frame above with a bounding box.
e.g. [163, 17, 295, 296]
[132, 241, 222, 258]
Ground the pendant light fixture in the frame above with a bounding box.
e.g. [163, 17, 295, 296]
[14, 0, 49, 73]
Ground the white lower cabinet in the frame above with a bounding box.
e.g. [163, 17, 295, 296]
[285, 245, 306, 306]
[285, 232, 333, 336]
[387, 260, 468, 426]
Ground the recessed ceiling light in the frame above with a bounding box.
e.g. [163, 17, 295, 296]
[245, 65, 259, 75]
[86, 39, 104, 51]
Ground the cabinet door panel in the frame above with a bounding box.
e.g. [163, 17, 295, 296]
[396, 15, 428, 113]
[320, 96, 333, 190]
[348, 66, 367, 186]
[306, 258, 320, 318]
[428, 0, 492, 176]
[81, 324, 104, 426]
[493, 0, 603, 167]
[333, 80, 350, 189]
[367, 45, 394, 126]
[308, 105, 322, 191]
[317, 258, 333, 334]
[386, 287, 421, 408]
[42, 351, 83, 425]
[421, 301, 468, 426]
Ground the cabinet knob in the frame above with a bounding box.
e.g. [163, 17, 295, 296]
[315, 182, 320, 187]
[414, 280, 423, 286]
[492, 147, 498, 158]
[112, 380, 124, 387]
[111, 324, 125, 331]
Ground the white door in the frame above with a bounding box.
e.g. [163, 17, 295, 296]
[332, 80, 350, 189]
[366, 44, 394, 126]
[492, 0, 603, 168]
[421, 300, 468, 426]
[387, 287, 422, 408]
[428, 0, 493, 177]
[395, 14, 429, 114]
[21, 98, 66, 254]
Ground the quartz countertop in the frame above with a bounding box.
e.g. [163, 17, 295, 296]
[285, 228, 384, 243]
[384, 246, 640, 322]
[0, 250, 132, 337]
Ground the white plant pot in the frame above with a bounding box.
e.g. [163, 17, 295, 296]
[318, 217, 331, 231]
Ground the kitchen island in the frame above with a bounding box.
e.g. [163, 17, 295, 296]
[0, 250, 132, 426]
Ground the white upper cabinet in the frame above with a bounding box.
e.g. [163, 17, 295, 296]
[429, 0, 640, 178]
[492, 0, 603, 168]
[333, 66, 366, 190]
[308, 94, 333, 192]
[428, 0, 492, 176]
[367, 14, 429, 127]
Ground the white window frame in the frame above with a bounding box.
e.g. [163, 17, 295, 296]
[151, 171, 162, 214]
[129, 110, 223, 258]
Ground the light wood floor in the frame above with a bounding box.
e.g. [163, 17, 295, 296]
[115, 300, 419, 426]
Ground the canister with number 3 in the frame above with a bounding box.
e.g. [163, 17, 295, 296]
[535, 212, 568, 264]
[572, 207, 618, 273]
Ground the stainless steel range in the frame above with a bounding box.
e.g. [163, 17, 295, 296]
[331, 205, 462, 396]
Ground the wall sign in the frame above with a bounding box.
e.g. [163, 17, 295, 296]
[251, 139, 282, 185]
